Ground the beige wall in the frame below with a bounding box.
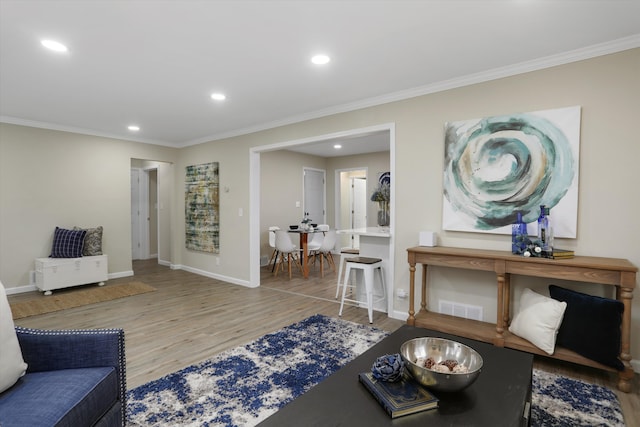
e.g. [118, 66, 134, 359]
[177, 49, 639, 363]
[170, 136, 254, 283]
[0, 125, 177, 288]
[0, 48, 638, 364]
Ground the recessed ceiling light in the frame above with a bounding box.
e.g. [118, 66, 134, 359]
[334, 144, 342, 149]
[128, 125, 140, 132]
[41, 39, 68, 52]
[211, 93, 226, 101]
[311, 54, 330, 65]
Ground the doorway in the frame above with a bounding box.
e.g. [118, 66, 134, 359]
[130, 167, 156, 260]
[130, 159, 172, 264]
[249, 123, 395, 313]
[336, 169, 367, 249]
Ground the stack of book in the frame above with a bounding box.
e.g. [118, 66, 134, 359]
[549, 248, 575, 259]
[358, 371, 438, 418]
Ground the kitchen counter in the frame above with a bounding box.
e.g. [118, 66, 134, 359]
[336, 227, 391, 238]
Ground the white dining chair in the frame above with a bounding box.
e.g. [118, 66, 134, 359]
[306, 224, 329, 252]
[309, 229, 337, 278]
[274, 230, 302, 279]
[267, 226, 280, 272]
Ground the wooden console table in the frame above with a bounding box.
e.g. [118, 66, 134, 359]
[406, 246, 637, 392]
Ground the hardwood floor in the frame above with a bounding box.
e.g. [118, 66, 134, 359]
[9, 259, 639, 426]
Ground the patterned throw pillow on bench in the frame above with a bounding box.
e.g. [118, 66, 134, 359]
[73, 225, 103, 256]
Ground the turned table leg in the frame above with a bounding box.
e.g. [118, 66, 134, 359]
[407, 262, 416, 325]
[503, 273, 511, 329]
[495, 273, 506, 346]
[421, 264, 428, 313]
[617, 283, 634, 392]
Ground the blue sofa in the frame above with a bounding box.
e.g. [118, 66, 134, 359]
[0, 327, 126, 427]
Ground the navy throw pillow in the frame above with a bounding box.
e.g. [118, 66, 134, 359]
[50, 227, 86, 258]
[549, 285, 624, 371]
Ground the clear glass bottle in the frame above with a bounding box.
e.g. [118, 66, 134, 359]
[537, 205, 552, 252]
[512, 211, 528, 254]
[545, 206, 553, 252]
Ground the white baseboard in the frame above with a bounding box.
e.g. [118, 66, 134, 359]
[5, 284, 38, 295]
[5, 270, 133, 295]
[390, 310, 409, 322]
[169, 264, 254, 288]
[158, 259, 171, 267]
[108, 270, 134, 280]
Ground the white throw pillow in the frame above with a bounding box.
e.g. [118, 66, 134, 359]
[509, 288, 567, 355]
[0, 280, 28, 392]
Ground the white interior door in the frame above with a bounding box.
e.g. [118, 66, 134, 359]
[351, 177, 367, 247]
[148, 169, 158, 258]
[131, 169, 141, 260]
[303, 168, 325, 225]
[131, 168, 150, 260]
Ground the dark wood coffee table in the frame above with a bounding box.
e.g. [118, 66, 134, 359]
[258, 324, 533, 427]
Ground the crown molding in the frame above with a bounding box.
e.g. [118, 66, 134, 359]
[180, 35, 640, 148]
[0, 116, 176, 147]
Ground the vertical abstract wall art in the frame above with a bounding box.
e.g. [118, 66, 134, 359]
[185, 162, 220, 253]
[442, 106, 581, 238]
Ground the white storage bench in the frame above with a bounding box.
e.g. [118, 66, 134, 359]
[35, 255, 108, 295]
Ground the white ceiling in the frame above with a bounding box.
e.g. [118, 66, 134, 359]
[285, 130, 391, 157]
[1, 1, 639, 154]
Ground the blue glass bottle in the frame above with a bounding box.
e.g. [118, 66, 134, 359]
[512, 211, 528, 254]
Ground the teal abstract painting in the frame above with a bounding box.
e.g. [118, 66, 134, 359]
[443, 106, 580, 238]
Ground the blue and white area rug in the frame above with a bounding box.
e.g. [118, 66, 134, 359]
[127, 314, 387, 426]
[127, 314, 626, 427]
[531, 369, 625, 426]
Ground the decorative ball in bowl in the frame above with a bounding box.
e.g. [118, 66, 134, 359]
[400, 337, 483, 393]
[289, 225, 299, 230]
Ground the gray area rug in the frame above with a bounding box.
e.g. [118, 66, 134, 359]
[127, 314, 625, 426]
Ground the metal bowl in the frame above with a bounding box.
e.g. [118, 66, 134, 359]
[400, 337, 483, 393]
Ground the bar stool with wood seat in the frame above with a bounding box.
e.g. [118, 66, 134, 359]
[335, 247, 360, 298]
[338, 256, 386, 323]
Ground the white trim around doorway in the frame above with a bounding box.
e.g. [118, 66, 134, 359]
[249, 123, 396, 317]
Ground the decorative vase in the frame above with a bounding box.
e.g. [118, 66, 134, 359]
[511, 211, 528, 254]
[377, 201, 390, 227]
